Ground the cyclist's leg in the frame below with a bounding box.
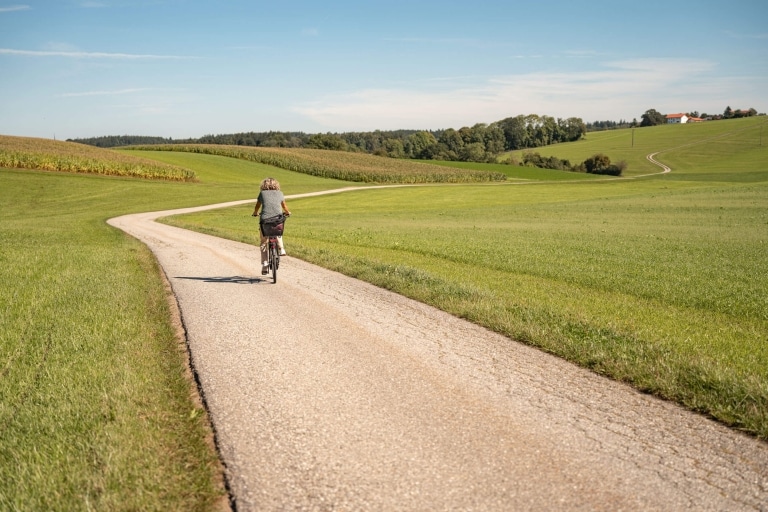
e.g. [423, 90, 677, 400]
[277, 236, 286, 256]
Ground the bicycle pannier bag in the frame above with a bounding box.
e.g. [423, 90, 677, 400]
[261, 214, 285, 237]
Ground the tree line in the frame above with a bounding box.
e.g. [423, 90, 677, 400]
[69, 114, 588, 164]
[68, 105, 761, 165]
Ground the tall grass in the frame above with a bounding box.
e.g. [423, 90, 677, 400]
[0, 135, 196, 181]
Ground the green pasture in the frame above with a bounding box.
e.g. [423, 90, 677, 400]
[0, 160, 350, 511]
[503, 116, 768, 178]
[162, 125, 768, 439]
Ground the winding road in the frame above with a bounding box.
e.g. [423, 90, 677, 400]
[108, 189, 768, 511]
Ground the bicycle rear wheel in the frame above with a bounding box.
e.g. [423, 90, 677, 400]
[270, 242, 279, 283]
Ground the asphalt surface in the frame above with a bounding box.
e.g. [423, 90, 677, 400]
[108, 192, 768, 511]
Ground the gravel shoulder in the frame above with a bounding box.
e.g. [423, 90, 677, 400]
[108, 193, 768, 511]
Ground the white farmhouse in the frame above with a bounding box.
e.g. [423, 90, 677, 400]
[666, 113, 689, 124]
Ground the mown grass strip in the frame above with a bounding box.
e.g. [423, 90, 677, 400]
[126, 144, 507, 183]
[0, 135, 196, 181]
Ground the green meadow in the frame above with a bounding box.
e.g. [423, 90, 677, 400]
[161, 117, 768, 439]
[1, 116, 766, 509]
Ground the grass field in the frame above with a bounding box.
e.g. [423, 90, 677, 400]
[503, 116, 768, 178]
[161, 117, 768, 439]
[1, 116, 766, 509]
[0, 156, 351, 510]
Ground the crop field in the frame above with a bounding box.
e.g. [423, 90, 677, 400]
[0, 135, 197, 181]
[126, 144, 507, 183]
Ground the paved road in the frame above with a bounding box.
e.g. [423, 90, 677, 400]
[108, 193, 768, 511]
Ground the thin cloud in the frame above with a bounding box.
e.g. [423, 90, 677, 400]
[386, 36, 517, 50]
[725, 30, 768, 40]
[0, 48, 195, 59]
[59, 88, 153, 97]
[0, 4, 30, 12]
[292, 58, 725, 130]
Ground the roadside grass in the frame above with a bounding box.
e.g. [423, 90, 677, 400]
[0, 155, 349, 510]
[164, 159, 768, 439]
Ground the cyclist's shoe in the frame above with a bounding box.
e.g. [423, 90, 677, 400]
[279, 250, 287, 256]
[262, 268, 269, 275]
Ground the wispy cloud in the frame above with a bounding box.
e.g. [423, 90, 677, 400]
[293, 58, 725, 130]
[725, 30, 768, 40]
[385, 36, 517, 50]
[58, 88, 153, 97]
[0, 4, 30, 12]
[0, 48, 194, 59]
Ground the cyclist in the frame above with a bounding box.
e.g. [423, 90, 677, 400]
[252, 177, 291, 275]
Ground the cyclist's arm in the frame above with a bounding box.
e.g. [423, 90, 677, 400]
[252, 199, 262, 216]
[281, 200, 291, 216]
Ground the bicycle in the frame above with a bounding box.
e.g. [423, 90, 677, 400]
[256, 213, 288, 284]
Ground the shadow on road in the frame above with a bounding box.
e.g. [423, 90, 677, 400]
[176, 276, 265, 284]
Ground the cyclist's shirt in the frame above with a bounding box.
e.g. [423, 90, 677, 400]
[258, 189, 284, 219]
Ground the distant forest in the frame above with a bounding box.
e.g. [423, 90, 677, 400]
[69, 106, 761, 164]
[69, 114, 588, 163]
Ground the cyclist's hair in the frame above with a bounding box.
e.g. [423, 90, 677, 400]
[260, 177, 281, 191]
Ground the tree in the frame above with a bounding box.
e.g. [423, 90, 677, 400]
[459, 142, 487, 162]
[640, 109, 665, 127]
[583, 153, 623, 176]
[383, 138, 405, 158]
[404, 131, 438, 159]
[724, 106, 734, 119]
[497, 115, 530, 150]
[483, 124, 506, 154]
[559, 117, 587, 142]
[438, 128, 464, 155]
[307, 133, 347, 151]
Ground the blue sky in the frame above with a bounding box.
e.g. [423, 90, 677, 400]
[1, 0, 766, 139]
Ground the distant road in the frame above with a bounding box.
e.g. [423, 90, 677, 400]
[645, 152, 672, 175]
[108, 192, 767, 511]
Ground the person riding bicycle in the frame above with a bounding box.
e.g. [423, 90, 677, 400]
[252, 177, 291, 275]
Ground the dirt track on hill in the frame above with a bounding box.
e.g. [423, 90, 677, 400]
[108, 190, 768, 511]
